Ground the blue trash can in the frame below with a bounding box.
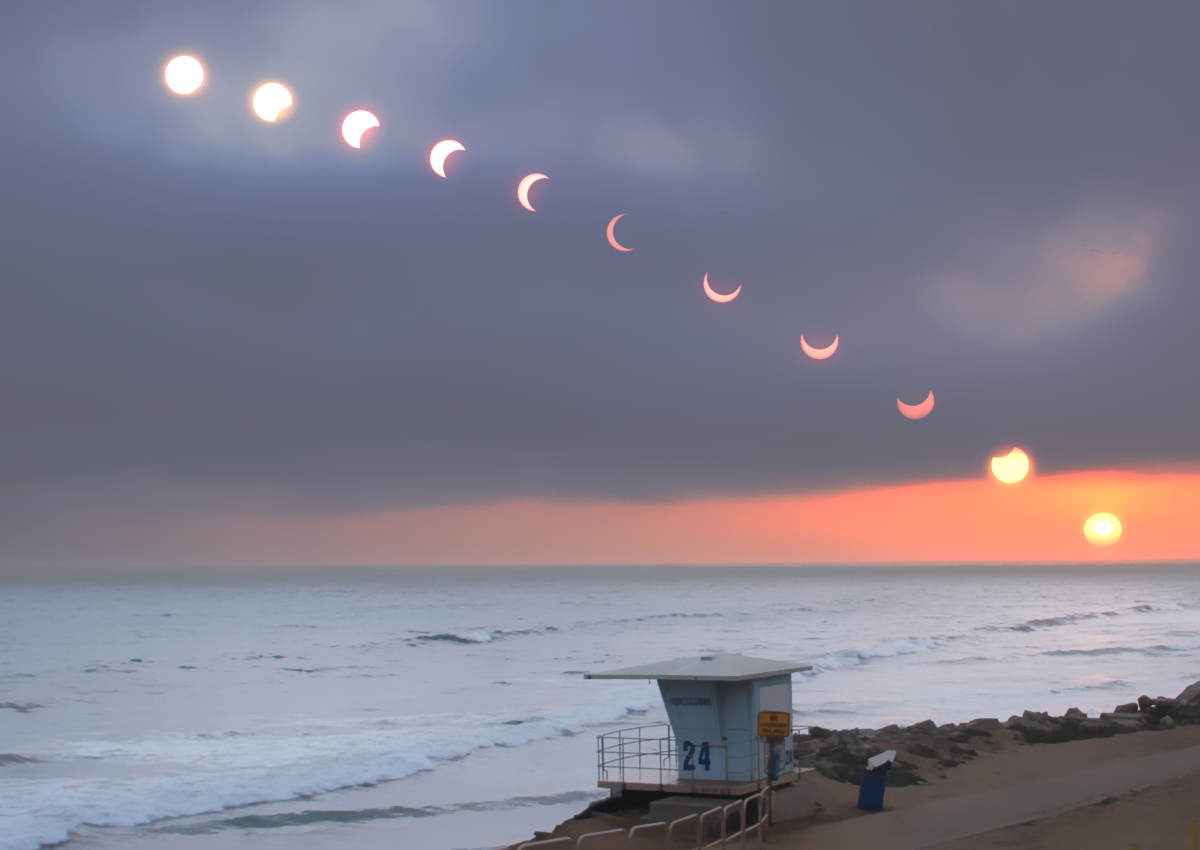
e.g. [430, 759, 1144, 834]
[857, 765, 890, 810]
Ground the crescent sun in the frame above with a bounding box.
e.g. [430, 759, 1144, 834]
[702, 273, 741, 303]
[429, 139, 465, 178]
[800, 334, 839, 360]
[341, 109, 380, 149]
[896, 390, 935, 420]
[606, 214, 633, 252]
[517, 173, 548, 212]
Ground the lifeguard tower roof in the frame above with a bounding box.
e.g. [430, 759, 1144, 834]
[585, 652, 811, 682]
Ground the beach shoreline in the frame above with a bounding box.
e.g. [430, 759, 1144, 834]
[509, 682, 1200, 849]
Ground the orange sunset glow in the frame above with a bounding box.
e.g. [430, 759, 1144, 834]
[140, 468, 1199, 566]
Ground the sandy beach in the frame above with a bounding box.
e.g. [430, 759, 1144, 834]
[513, 714, 1200, 849]
[774, 725, 1200, 849]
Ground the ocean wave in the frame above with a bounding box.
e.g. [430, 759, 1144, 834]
[810, 637, 939, 671]
[0, 754, 41, 766]
[1041, 644, 1182, 657]
[148, 789, 601, 834]
[626, 612, 726, 622]
[1049, 679, 1129, 694]
[412, 631, 495, 645]
[0, 697, 654, 850]
[980, 601, 1198, 635]
[409, 625, 560, 646]
[0, 702, 42, 714]
[568, 610, 736, 633]
[932, 655, 992, 665]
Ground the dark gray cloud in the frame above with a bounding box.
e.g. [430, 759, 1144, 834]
[2, 1, 1199, 554]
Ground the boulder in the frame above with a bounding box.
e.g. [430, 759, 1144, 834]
[1064, 707, 1087, 720]
[1137, 695, 1153, 712]
[1159, 715, 1176, 730]
[1007, 713, 1070, 743]
[1075, 717, 1138, 739]
[1099, 712, 1147, 729]
[1174, 704, 1200, 725]
[966, 718, 1001, 729]
[1114, 702, 1139, 714]
[1176, 681, 1200, 705]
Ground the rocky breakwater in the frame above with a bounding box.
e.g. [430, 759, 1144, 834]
[795, 680, 1200, 785]
[1005, 680, 1200, 743]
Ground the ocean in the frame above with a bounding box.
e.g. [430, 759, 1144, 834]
[2, 564, 1198, 850]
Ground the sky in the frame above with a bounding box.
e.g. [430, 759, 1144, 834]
[2, 1, 1198, 571]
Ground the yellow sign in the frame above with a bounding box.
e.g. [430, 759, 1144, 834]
[757, 710, 791, 738]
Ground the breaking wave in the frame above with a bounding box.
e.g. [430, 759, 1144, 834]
[810, 637, 940, 671]
[0, 754, 40, 766]
[1041, 645, 1183, 657]
[979, 601, 1197, 634]
[409, 625, 561, 646]
[0, 697, 653, 850]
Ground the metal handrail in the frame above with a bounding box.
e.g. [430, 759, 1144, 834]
[517, 787, 771, 849]
[598, 723, 783, 788]
[627, 820, 666, 838]
[575, 827, 626, 848]
[515, 838, 573, 850]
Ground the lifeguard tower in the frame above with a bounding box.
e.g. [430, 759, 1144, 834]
[586, 653, 811, 798]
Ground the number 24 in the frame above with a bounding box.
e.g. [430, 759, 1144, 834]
[682, 740, 711, 771]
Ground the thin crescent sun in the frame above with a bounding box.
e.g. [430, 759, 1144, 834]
[606, 214, 632, 252]
[517, 173, 548, 212]
[702, 273, 741, 303]
[800, 334, 839, 360]
[429, 139, 465, 178]
[897, 390, 935, 420]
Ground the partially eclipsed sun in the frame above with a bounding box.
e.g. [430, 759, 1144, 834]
[517, 173, 548, 211]
[252, 82, 293, 122]
[702, 273, 741, 303]
[800, 334, 838, 360]
[606, 214, 632, 252]
[429, 139, 464, 177]
[341, 110, 380, 149]
[1084, 513, 1122, 546]
[989, 447, 1031, 484]
[896, 391, 934, 420]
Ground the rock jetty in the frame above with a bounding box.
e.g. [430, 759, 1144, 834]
[795, 679, 1200, 785]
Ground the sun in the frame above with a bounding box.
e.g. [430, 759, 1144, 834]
[252, 82, 293, 122]
[989, 447, 1031, 484]
[1083, 513, 1123, 547]
[164, 55, 204, 96]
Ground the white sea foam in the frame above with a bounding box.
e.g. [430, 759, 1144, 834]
[0, 695, 653, 850]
